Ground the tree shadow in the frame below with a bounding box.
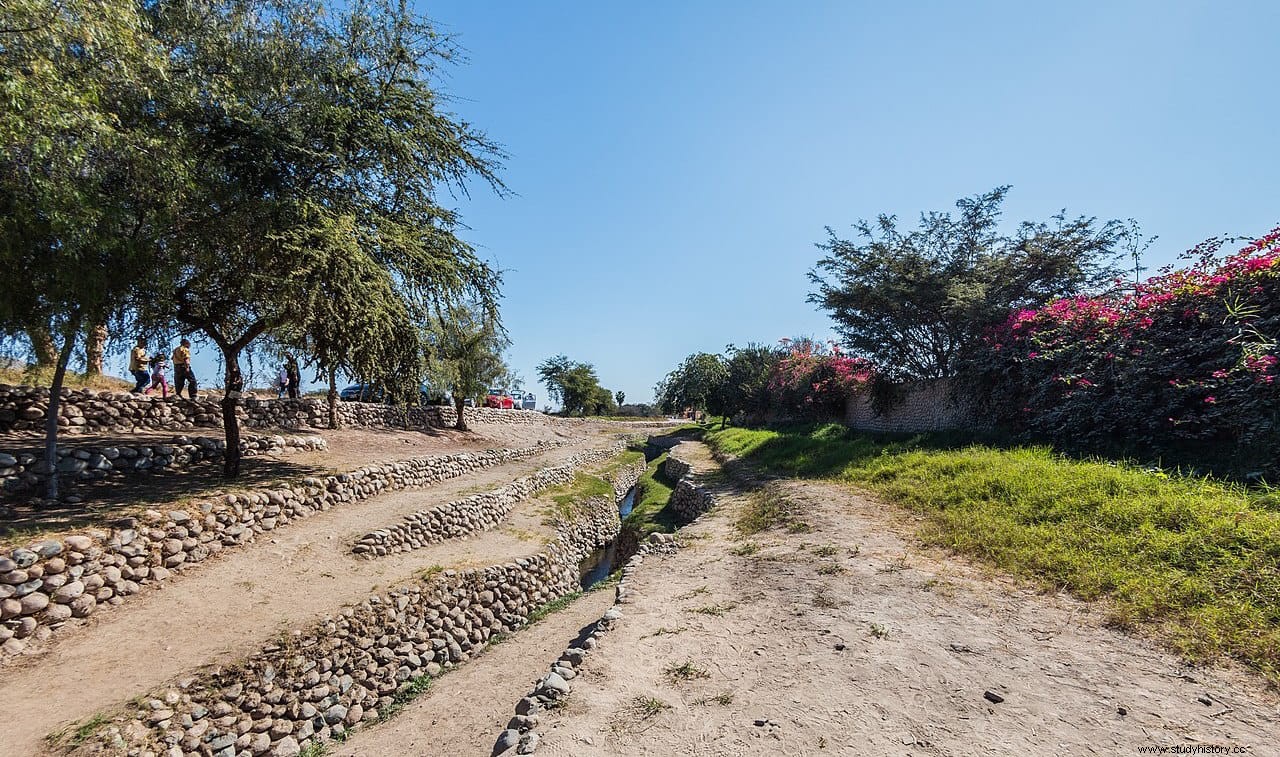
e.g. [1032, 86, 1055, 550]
[1, 454, 332, 543]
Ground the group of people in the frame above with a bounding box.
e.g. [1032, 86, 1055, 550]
[128, 338, 301, 400]
[129, 337, 197, 399]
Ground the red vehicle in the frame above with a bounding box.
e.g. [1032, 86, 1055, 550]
[485, 388, 515, 409]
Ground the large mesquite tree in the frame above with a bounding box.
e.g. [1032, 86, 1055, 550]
[424, 304, 509, 431]
[809, 187, 1125, 380]
[142, 0, 504, 476]
[0, 0, 187, 497]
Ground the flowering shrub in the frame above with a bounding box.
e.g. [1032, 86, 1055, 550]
[769, 338, 876, 418]
[968, 229, 1280, 477]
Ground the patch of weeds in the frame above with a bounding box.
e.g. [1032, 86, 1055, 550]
[646, 626, 687, 638]
[664, 661, 711, 682]
[46, 712, 109, 749]
[676, 585, 710, 599]
[689, 602, 736, 616]
[877, 555, 908, 573]
[816, 563, 845, 575]
[527, 591, 582, 625]
[869, 622, 890, 639]
[847, 545, 861, 557]
[693, 692, 734, 706]
[378, 673, 433, 722]
[813, 586, 842, 609]
[730, 541, 759, 556]
[632, 695, 671, 719]
[736, 486, 800, 535]
[812, 544, 838, 557]
[786, 521, 813, 534]
[300, 742, 330, 757]
[419, 564, 444, 580]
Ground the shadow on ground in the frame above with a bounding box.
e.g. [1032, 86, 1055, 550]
[1, 454, 332, 543]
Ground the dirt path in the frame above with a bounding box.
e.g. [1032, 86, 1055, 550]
[537, 444, 1280, 756]
[334, 588, 617, 757]
[0, 433, 617, 757]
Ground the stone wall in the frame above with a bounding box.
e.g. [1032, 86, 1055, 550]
[0, 385, 549, 435]
[352, 444, 643, 557]
[0, 434, 326, 497]
[844, 378, 985, 434]
[0, 442, 562, 659]
[79, 451, 640, 757]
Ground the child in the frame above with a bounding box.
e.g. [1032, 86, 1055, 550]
[277, 365, 290, 399]
[145, 352, 171, 398]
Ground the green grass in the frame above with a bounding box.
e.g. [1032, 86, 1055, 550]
[623, 451, 683, 537]
[664, 661, 710, 682]
[706, 423, 1280, 683]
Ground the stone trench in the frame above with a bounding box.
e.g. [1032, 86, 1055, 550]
[73, 449, 648, 757]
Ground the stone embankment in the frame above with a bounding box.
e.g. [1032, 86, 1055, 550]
[0, 434, 326, 496]
[77, 450, 642, 757]
[0, 442, 562, 660]
[665, 453, 715, 521]
[352, 444, 643, 557]
[0, 384, 548, 434]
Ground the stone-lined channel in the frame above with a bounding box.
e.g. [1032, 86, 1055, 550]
[577, 485, 637, 589]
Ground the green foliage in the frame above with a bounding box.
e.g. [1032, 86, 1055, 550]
[623, 451, 681, 536]
[808, 187, 1124, 379]
[706, 423, 1280, 683]
[965, 231, 1280, 480]
[424, 303, 509, 426]
[537, 354, 616, 415]
[655, 352, 727, 416]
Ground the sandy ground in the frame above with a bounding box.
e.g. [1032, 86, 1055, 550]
[537, 443, 1280, 757]
[0, 430, 619, 757]
[334, 588, 617, 757]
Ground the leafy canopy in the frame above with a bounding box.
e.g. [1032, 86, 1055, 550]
[808, 187, 1123, 380]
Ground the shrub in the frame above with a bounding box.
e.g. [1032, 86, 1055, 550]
[968, 229, 1280, 477]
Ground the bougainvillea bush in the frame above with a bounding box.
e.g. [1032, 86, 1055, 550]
[768, 338, 876, 419]
[968, 229, 1280, 478]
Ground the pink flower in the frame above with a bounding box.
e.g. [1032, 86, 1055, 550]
[1212, 369, 1230, 379]
[1204, 396, 1217, 404]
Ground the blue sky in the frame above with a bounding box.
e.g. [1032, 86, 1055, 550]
[175, 1, 1279, 404]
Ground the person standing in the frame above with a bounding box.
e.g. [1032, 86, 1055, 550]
[144, 351, 170, 398]
[172, 338, 198, 399]
[285, 354, 301, 399]
[276, 365, 289, 399]
[129, 337, 150, 393]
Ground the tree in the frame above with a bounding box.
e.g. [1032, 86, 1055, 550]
[655, 352, 728, 419]
[715, 342, 783, 422]
[615, 391, 625, 408]
[808, 187, 1123, 380]
[424, 304, 508, 431]
[536, 355, 614, 416]
[141, 0, 504, 476]
[0, 0, 184, 497]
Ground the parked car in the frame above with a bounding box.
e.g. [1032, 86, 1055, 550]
[485, 388, 515, 409]
[339, 383, 433, 404]
[519, 391, 537, 410]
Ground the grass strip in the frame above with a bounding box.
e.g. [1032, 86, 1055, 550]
[705, 423, 1280, 683]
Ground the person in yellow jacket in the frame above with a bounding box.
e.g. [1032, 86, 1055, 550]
[172, 338, 198, 399]
[128, 338, 150, 393]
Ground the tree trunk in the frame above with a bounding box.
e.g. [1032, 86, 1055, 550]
[327, 368, 338, 429]
[44, 319, 81, 500]
[84, 324, 108, 376]
[453, 394, 468, 431]
[27, 325, 57, 368]
[220, 347, 244, 478]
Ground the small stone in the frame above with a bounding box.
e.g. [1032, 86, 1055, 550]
[323, 704, 348, 725]
[275, 736, 301, 755]
[1197, 695, 1213, 706]
[1117, 706, 1127, 716]
[983, 690, 1004, 704]
[493, 729, 520, 755]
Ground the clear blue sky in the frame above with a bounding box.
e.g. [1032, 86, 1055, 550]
[175, 1, 1280, 404]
